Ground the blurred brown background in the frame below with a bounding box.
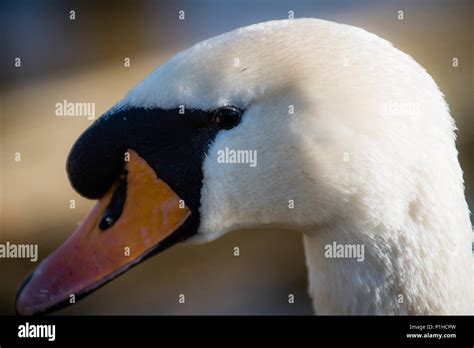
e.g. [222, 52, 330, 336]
[0, 0, 472, 315]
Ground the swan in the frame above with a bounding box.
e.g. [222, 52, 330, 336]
[16, 18, 473, 315]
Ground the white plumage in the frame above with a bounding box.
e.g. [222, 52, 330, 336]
[116, 19, 473, 314]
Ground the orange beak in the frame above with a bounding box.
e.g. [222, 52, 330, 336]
[16, 150, 191, 315]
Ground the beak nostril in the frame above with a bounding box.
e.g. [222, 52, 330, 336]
[99, 173, 128, 231]
[101, 215, 115, 228]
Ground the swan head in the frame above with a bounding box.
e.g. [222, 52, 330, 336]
[16, 19, 472, 315]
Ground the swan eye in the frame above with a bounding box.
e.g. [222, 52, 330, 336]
[211, 106, 242, 129]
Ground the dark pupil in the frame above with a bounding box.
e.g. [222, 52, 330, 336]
[215, 108, 240, 129]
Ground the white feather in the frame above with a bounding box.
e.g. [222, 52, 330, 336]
[116, 19, 473, 314]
